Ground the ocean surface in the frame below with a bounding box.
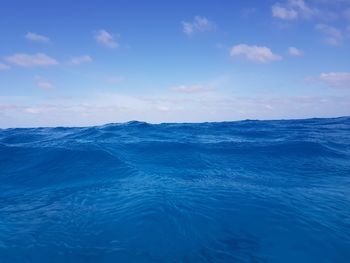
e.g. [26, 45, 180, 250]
[0, 117, 349, 262]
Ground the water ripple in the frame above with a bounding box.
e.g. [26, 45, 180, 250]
[0, 117, 350, 262]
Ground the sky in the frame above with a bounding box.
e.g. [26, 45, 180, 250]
[0, 0, 350, 128]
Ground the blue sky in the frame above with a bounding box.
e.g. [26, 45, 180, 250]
[0, 0, 350, 127]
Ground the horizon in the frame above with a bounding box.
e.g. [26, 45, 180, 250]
[1, 115, 349, 130]
[1, 0, 350, 128]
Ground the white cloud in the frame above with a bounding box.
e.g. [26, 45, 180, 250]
[95, 30, 118, 48]
[1, 93, 349, 128]
[37, 82, 55, 90]
[271, 0, 350, 23]
[288, 46, 303, 56]
[290, 0, 316, 16]
[24, 107, 41, 114]
[315, 24, 343, 45]
[35, 76, 56, 90]
[25, 32, 50, 43]
[171, 84, 213, 93]
[106, 76, 124, 84]
[241, 8, 258, 18]
[5, 53, 58, 67]
[272, 0, 316, 20]
[0, 63, 10, 70]
[70, 55, 92, 65]
[230, 44, 282, 63]
[272, 5, 298, 19]
[316, 72, 350, 88]
[182, 16, 216, 36]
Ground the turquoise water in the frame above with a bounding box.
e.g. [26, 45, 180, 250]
[0, 117, 350, 262]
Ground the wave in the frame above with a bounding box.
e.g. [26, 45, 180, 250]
[0, 117, 350, 262]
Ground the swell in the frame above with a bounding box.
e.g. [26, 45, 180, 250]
[0, 143, 139, 188]
[0, 118, 349, 186]
[0, 117, 350, 262]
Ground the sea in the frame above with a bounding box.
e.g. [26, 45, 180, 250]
[0, 117, 349, 262]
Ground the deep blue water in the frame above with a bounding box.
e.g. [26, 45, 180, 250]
[0, 117, 350, 262]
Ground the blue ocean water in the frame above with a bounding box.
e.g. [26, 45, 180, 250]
[0, 117, 349, 262]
